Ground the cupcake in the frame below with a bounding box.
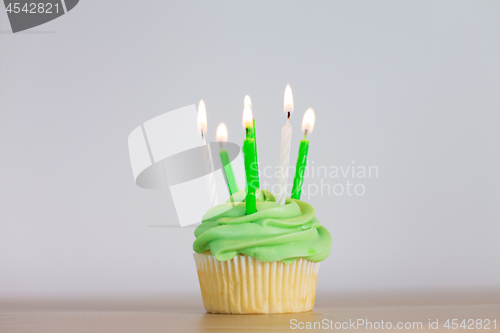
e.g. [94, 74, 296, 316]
[193, 189, 332, 314]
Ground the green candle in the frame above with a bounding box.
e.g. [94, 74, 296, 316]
[216, 123, 239, 196]
[244, 95, 259, 189]
[242, 105, 257, 214]
[219, 148, 239, 196]
[291, 135, 309, 200]
[291, 108, 316, 200]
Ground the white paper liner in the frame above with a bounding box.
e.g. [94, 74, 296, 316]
[193, 253, 320, 314]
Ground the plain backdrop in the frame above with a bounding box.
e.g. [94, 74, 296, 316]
[0, 0, 499, 298]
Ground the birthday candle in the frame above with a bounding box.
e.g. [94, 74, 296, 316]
[276, 84, 294, 205]
[216, 122, 239, 196]
[197, 100, 218, 208]
[291, 108, 315, 200]
[244, 95, 260, 189]
[242, 105, 257, 214]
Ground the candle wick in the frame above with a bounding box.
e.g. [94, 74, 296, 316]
[246, 127, 249, 136]
[304, 129, 307, 139]
[201, 130, 205, 140]
[219, 142, 223, 149]
[287, 111, 290, 120]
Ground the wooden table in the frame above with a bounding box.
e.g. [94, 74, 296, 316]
[1, 290, 499, 332]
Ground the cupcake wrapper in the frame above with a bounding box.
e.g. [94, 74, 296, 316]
[193, 253, 320, 314]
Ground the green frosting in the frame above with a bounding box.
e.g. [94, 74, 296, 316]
[193, 189, 332, 264]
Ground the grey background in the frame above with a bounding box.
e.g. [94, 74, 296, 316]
[0, 0, 499, 298]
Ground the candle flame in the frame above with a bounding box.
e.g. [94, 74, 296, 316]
[302, 108, 315, 134]
[244, 95, 252, 110]
[242, 104, 253, 129]
[284, 84, 294, 115]
[197, 100, 207, 135]
[216, 123, 228, 142]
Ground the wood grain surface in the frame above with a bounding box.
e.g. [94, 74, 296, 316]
[1, 290, 499, 332]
